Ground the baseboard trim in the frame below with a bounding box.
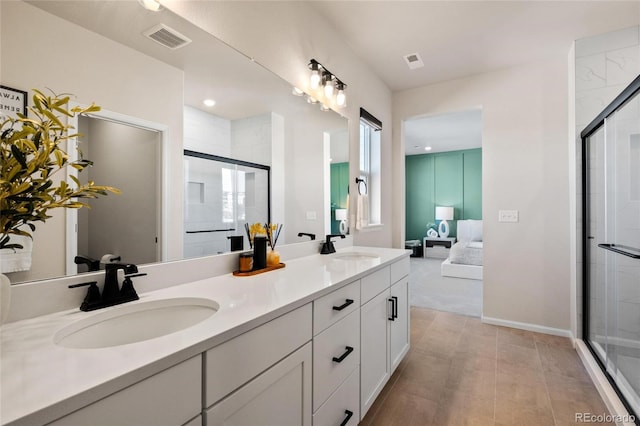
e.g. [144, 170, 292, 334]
[481, 315, 573, 339]
[575, 340, 637, 426]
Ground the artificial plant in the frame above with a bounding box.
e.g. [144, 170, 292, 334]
[0, 89, 120, 250]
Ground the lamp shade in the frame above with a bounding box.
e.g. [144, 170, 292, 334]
[435, 206, 454, 221]
[335, 208, 347, 221]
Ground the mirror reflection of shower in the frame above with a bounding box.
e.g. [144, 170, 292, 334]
[183, 151, 270, 257]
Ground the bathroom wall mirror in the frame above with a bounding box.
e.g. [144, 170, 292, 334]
[1, 0, 348, 284]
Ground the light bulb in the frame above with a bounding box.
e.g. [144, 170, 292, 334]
[310, 69, 320, 90]
[336, 89, 346, 107]
[324, 76, 334, 98]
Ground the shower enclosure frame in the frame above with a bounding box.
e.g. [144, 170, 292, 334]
[581, 74, 640, 424]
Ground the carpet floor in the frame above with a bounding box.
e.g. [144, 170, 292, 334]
[409, 256, 482, 318]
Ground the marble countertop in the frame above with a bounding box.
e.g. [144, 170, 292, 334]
[0, 246, 408, 426]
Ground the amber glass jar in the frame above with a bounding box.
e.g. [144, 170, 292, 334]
[239, 251, 253, 272]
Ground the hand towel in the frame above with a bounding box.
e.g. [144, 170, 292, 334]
[0, 235, 33, 273]
[355, 194, 369, 230]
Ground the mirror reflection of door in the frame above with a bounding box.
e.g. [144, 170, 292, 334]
[75, 116, 161, 270]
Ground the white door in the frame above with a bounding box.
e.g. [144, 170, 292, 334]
[206, 343, 312, 426]
[360, 289, 390, 419]
[390, 278, 410, 373]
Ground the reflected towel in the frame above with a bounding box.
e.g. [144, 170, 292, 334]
[0, 235, 32, 273]
[355, 194, 369, 230]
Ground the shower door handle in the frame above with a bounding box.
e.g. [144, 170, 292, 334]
[598, 244, 640, 259]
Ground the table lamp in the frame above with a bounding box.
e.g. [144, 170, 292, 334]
[435, 206, 454, 238]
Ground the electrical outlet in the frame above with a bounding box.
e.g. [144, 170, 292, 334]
[498, 210, 519, 223]
[306, 211, 317, 220]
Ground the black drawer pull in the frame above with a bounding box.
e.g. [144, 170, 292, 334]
[392, 296, 398, 319]
[340, 409, 354, 426]
[332, 299, 354, 311]
[332, 346, 354, 363]
[388, 298, 395, 321]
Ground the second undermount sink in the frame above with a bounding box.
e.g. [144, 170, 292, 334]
[331, 252, 380, 261]
[54, 297, 219, 349]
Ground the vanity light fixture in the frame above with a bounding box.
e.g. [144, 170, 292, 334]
[336, 83, 346, 107]
[308, 59, 347, 109]
[320, 104, 331, 112]
[138, 0, 163, 12]
[203, 99, 216, 107]
[292, 87, 304, 96]
[307, 96, 319, 104]
[309, 61, 321, 90]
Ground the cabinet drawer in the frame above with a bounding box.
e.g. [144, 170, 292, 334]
[361, 266, 390, 304]
[390, 256, 410, 283]
[313, 280, 360, 335]
[313, 309, 359, 411]
[49, 355, 201, 426]
[313, 367, 359, 426]
[206, 303, 312, 407]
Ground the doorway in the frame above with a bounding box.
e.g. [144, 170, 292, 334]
[403, 108, 483, 317]
[66, 111, 165, 275]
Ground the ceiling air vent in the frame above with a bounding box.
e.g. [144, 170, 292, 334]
[143, 24, 192, 50]
[403, 53, 424, 70]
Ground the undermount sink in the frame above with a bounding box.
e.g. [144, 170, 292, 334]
[331, 252, 380, 261]
[54, 297, 219, 349]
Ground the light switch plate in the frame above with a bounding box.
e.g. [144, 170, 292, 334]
[498, 210, 519, 223]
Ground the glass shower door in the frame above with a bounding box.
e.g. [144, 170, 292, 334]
[585, 86, 640, 420]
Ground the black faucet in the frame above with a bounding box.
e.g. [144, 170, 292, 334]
[320, 234, 345, 254]
[298, 232, 316, 240]
[69, 263, 146, 311]
[74, 255, 101, 272]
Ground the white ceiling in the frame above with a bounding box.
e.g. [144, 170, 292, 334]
[312, 1, 640, 92]
[311, 1, 639, 156]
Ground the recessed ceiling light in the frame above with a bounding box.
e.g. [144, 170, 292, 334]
[203, 99, 216, 107]
[424, 146, 432, 151]
[138, 0, 163, 12]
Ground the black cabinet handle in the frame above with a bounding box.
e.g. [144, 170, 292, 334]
[392, 296, 398, 319]
[332, 299, 354, 311]
[388, 298, 395, 321]
[332, 346, 354, 363]
[340, 409, 354, 426]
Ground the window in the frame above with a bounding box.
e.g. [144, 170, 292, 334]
[359, 108, 382, 226]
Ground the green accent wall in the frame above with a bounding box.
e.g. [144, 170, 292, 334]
[330, 162, 349, 234]
[405, 148, 482, 241]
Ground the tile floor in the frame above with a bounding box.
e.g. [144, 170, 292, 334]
[361, 307, 614, 426]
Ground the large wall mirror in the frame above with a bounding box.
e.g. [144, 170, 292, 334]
[0, 0, 348, 284]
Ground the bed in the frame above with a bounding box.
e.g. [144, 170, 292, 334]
[441, 219, 483, 280]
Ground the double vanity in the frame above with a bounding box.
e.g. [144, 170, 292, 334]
[1, 246, 410, 426]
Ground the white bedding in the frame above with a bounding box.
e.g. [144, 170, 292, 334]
[449, 241, 483, 266]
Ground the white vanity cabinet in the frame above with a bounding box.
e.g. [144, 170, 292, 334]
[360, 257, 410, 420]
[48, 355, 202, 426]
[205, 304, 313, 426]
[312, 280, 361, 425]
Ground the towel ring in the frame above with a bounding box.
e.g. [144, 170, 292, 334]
[355, 177, 368, 195]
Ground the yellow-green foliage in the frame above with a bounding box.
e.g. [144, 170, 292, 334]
[0, 89, 120, 250]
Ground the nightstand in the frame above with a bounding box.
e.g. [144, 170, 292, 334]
[423, 237, 456, 259]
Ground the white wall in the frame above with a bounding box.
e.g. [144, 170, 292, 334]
[163, 0, 394, 248]
[1, 1, 184, 282]
[394, 59, 572, 332]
